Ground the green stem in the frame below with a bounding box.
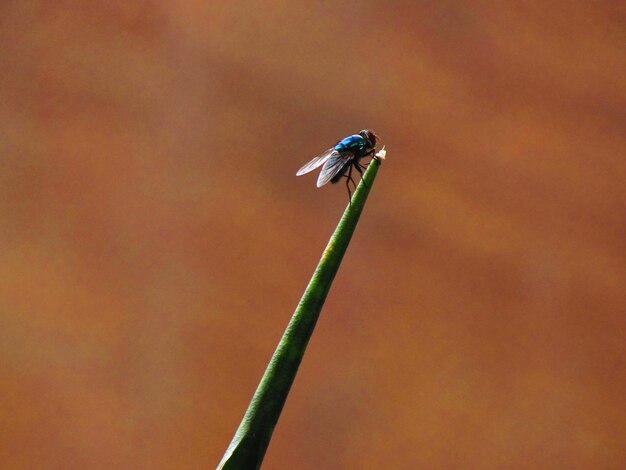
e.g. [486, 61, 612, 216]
[217, 157, 382, 469]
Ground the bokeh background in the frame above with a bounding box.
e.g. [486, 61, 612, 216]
[1, 1, 625, 469]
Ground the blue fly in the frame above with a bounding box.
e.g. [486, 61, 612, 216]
[296, 129, 379, 201]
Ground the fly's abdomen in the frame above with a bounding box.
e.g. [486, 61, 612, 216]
[330, 162, 350, 184]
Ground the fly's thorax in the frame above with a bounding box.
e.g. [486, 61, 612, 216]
[336, 135, 376, 160]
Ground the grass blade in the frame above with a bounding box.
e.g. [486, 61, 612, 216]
[217, 155, 383, 469]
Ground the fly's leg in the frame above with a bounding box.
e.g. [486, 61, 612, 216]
[345, 178, 352, 204]
[345, 165, 354, 204]
[348, 165, 358, 189]
[361, 149, 376, 169]
[354, 162, 368, 188]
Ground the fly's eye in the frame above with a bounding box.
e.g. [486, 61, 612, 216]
[366, 131, 377, 146]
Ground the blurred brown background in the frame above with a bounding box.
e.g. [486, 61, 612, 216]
[1, 1, 625, 469]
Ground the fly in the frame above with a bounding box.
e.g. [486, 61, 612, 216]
[296, 129, 379, 201]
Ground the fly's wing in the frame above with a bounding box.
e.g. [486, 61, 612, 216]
[316, 152, 353, 187]
[296, 148, 336, 176]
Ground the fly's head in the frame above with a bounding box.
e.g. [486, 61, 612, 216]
[359, 129, 379, 149]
